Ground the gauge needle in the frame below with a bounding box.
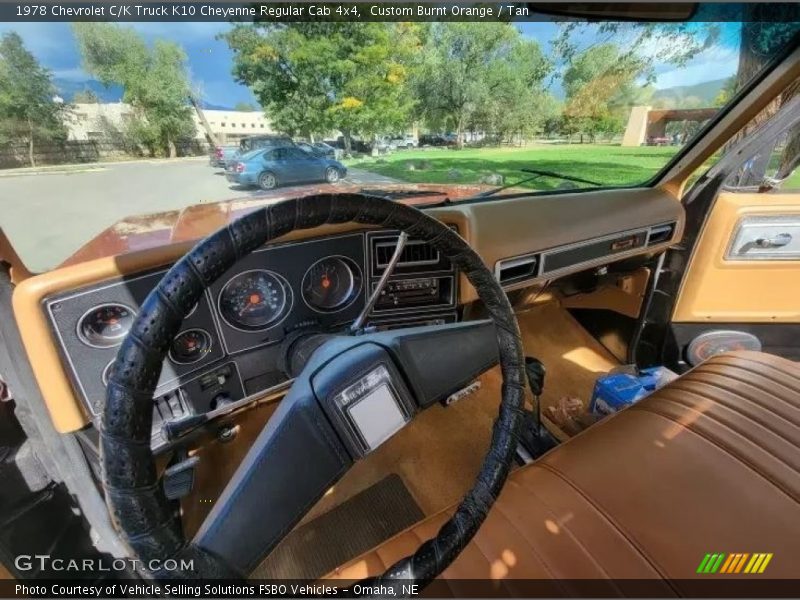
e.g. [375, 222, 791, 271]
[237, 293, 259, 315]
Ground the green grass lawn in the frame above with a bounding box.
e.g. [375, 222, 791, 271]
[346, 144, 681, 191]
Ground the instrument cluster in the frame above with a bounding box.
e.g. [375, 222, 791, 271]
[46, 232, 370, 422]
[46, 229, 458, 446]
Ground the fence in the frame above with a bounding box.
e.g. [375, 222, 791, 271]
[0, 139, 211, 169]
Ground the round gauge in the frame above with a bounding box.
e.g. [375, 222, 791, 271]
[302, 256, 362, 313]
[218, 270, 290, 331]
[101, 360, 115, 386]
[78, 303, 136, 348]
[169, 329, 213, 364]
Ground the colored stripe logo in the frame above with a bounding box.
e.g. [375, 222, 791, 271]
[697, 553, 773, 574]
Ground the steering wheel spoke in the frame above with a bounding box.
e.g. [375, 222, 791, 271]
[364, 320, 498, 409]
[193, 378, 353, 575]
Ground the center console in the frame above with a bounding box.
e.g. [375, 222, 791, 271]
[364, 230, 458, 330]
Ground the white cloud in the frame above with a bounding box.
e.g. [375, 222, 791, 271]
[52, 67, 90, 81]
[653, 44, 739, 89]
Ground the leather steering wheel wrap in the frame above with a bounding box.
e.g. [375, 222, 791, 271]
[101, 193, 526, 584]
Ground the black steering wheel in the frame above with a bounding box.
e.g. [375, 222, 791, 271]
[101, 193, 526, 585]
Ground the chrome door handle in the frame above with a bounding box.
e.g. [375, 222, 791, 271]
[754, 232, 792, 248]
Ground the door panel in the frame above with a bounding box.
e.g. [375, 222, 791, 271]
[673, 191, 800, 322]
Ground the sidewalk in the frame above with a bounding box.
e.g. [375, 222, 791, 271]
[0, 155, 207, 177]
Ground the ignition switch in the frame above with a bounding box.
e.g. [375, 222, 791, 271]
[216, 424, 239, 443]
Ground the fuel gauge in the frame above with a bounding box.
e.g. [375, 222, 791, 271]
[169, 329, 213, 365]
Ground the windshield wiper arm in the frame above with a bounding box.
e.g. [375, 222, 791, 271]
[465, 173, 550, 201]
[421, 167, 604, 209]
[462, 168, 602, 203]
[519, 168, 602, 187]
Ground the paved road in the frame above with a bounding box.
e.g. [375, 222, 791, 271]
[0, 158, 396, 272]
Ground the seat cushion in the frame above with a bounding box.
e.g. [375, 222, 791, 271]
[326, 351, 800, 591]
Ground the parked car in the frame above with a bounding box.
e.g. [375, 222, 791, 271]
[333, 136, 371, 154]
[226, 146, 347, 190]
[372, 137, 396, 153]
[218, 135, 297, 170]
[209, 145, 238, 168]
[419, 133, 456, 147]
[389, 135, 419, 149]
[239, 134, 294, 153]
[646, 135, 672, 146]
[296, 141, 338, 159]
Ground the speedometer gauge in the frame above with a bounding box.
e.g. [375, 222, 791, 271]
[78, 303, 136, 348]
[302, 256, 362, 312]
[218, 270, 291, 331]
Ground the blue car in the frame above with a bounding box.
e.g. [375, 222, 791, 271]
[226, 146, 347, 190]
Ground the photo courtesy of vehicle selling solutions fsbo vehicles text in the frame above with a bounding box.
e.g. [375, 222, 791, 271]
[0, 2, 799, 599]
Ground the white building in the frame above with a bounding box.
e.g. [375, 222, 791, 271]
[66, 102, 275, 144]
[194, 109, 275, 143]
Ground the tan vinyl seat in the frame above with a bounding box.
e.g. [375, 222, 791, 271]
[326, 351, 800, 591]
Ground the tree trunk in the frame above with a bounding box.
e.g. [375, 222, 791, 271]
[342, 129, 353, 157]
[27, 118, 35, 168]
[167, 139, 177, 158]
[776, 79, 800, 180]
[726, 10, 800, 185]
[189, 94, 220, 147]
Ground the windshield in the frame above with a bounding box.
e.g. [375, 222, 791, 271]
[0, 5, 798, 271]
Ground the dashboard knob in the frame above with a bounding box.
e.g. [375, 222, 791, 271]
[211, 393, 234, 410]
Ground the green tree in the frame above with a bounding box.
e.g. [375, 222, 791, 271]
[413, 23, 551, 148]
[475, 37, 553, 142]
[224, 23, 418, 153]
[73, 23, 195, 157]
[724, 13, 800, 182]
[713, 77, 737, 108]
[554, 16, 800, 177]
[234, 102, 256, 112]
[0, 32, 69, 166]
[562, 44, 643, 142]
[73, 89, 99, 104]
[553, 22, 719, 81]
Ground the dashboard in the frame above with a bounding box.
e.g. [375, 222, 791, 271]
[17, 186, 685, 439]
[44, 229, 458, 448]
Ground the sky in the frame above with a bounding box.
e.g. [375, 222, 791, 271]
[0, 21, 258, 106]
[0, 20, 742, 108]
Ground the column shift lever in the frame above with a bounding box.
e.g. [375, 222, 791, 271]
[351, 232, 409, 333]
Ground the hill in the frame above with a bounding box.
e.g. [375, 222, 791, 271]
[652, 77, 729, 106]
[53, 78, 123, 103]
[53, 77, 234, 110]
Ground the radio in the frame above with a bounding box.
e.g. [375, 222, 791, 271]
[374, 277, 452, 311]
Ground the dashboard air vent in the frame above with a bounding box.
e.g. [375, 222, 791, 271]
[495, 254, 540, 286]
[375, 238, 439, 268]
[648, 222, 676, 246]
